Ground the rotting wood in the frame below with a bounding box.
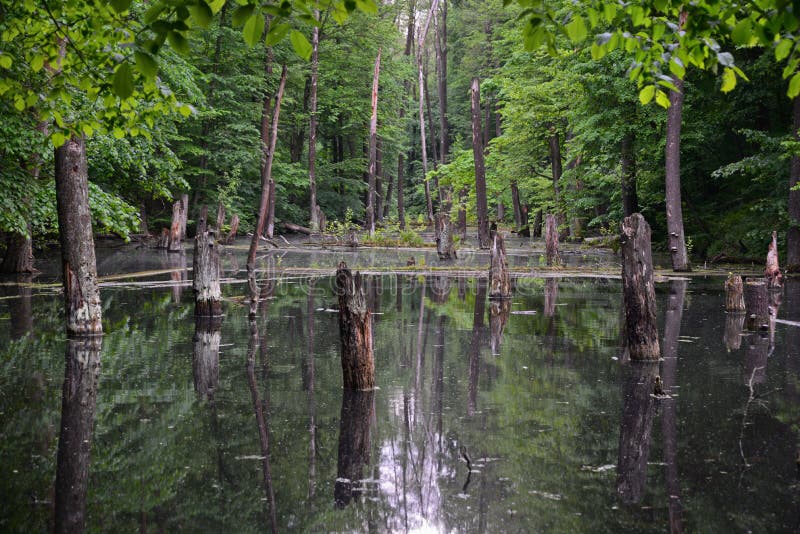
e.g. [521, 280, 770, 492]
[765, 231, 783, 289]
[215, 201, 225, 232]
[725, 273, 745, 312]
[489, 232, 511, 299]
[366, 48, 381, 236]
[193, 229, 222, 317]
[744, 277, 769, 331]
[284, 222, 313, 235]
[197, 205, 208, 235]
[225, 214, 239, 244]
[545, 213, 560, 267]
[335, 262, 375, 390]
[179, 194, 188, 240]
[620, 213, 660, 361]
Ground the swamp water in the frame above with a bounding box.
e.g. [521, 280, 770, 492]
[0, 242, 798, 532]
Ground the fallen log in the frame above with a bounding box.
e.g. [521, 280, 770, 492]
[284, 222, 313, 235]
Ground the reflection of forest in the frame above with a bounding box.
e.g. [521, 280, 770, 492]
[2, 273, 799, 531]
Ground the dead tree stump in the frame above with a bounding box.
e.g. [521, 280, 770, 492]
[315, 205, 327, 234]
[744, 277, 769, 330]
[620, 213, 660, 361]
[224, 214, 239, 244]
[545, 213, 560, 266]
[336, 263, 375, 390]
[489, 232, 511, 299]
[179, 194, 188, 239]
[765, 231, 783, 289]
[168, 200, 184, 252]
[435, 212, 456, 260]
[725, 274, 745, 311]
[197, 205, 208, 235]
[193, 230, 222, 317]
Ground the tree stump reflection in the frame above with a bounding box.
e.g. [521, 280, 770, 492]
[335, 390, 375, 508]
[193, 316, 222, 400]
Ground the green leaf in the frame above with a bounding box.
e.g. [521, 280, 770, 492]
[721, 67, 736, 93]
[13, 96, 25, 111]
[668, 58, 685, 79]
[113, 61, 134, 99]
[776, 39, 793, 62]
[290, 30, 312, 60]
[731, 19, 752, 46]
[639, 85, 655, 105]
[655, 89, 670, 108]
[0, 54, 11, 69]
[178, 104, 194, 117]
[232, 4, 255, 27]
[134, 51, 158, 78]
[144, 2, 166, 24]
[189, 2, 213, 27]
[266, 23, 290, 45]
[110, 0, 132, 13]
[113, 127, 125, 139]
[51, 131, 66, 147]
[789, 72, 800, 98]
[209, 0, 225, 14]
[167, 31, 190, 55]
[355, 0, 378, 14]
[243, 12, 265, 47]
[30, 55, 44, 72]
[565, 16, 587, 43]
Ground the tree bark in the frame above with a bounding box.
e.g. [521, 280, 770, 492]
[417, 0, 439, 224]
[621, 132, 639, 217]
[383, 172, 393, 219]
[532, 209, 542, 238]
[787, 96, 800, 271]
[193, 229, 222, 317]
[396, 0, 415, 230]
[168, 200, 184, 252]
[248, 64, 288, 317]
[665, 76, 691, 271]
[510, 180, 523, 230]
[471, 78, 490, 249]
[336, 263, 375, 390]
[545, 213, 559, 266]
[744, 277, 769, 331]
[549, 129, 562, 210]
[435, 0, 448, 166]
[725, 273, 745, 312]
[620, 213, 660, 361]
[215, 201, 225, 232]
[366, 48, 381, 235]
[266, 178, 276, 239]
[55, 136, 102, 335]
[1, 231, 34, 273]
[435, 212, 456, 260]
[489, 232, 510, 299]
[224, 214, 239, 244]
[54, 337, 101, 534]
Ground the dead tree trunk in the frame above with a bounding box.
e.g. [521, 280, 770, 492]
[725, 274, 745, 312]
[248, 64, 288, 317]
[55, 136, 102, 335]
[620, 213, 660, 361]
[215, 201, 225, 232]
[197, 205, 208, 234]
[308, 18, 321, 233]
[336, 263, 375, 390]
[765, 231, 783, 289]
[168, 200, 184, 252]
[224, 214, 239, 244]
[416, 0, 439, 225]
[266, 178, 276, 238]
[532, 209, 543, 238]
[744, 277, 769, 331]
[435, 212, 456, 260]
[193, 229, 222, 317]
[665, 74, 691, 272]
[621, 131, 639, 217]
[457, 187, 467, 239]
[489, 232, 510, 299]
[545, 213, 559, 266]
[1, 231, 35, 274]
[471, 78, 490, 249]
[511, 180, 523, 230]
[179, 194, 188, 239]
[366, 48, 381, 236]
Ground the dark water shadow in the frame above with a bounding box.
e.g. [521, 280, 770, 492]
[54, 336, 102, 534]
[335, 390, 375, 508]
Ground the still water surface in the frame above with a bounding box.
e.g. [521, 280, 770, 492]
[0, 244, 798, 532]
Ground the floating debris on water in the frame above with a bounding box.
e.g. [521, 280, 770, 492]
[581, 464, 616, 473]
[529, 490, 563, 500]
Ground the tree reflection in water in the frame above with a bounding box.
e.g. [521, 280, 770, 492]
[54, 336, 102, 534]
[335, 390, 375, 508]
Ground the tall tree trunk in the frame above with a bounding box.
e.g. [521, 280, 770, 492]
[549, 129, 563, 232]
[55, 136, 102, 335]
[471, 78, 490, 248]
[665, 76, 691, 271]
[383, 172, 393, 219]
[248, 64, 288, 316]
[510, 180, 523, 230]
[376, 138, 384, 221]
[417, 0, 440, 224]
[435, 0, 448, 165]
[621, 132, 639, 217]
[366, 48, 381, 235]
[788, 96, 800, 270]
[308, 19, 321, 232]
[396, 0, 415, 229]
[266, 178, 276, 238]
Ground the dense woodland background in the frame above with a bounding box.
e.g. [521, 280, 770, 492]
[1, 0, 798, 269]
